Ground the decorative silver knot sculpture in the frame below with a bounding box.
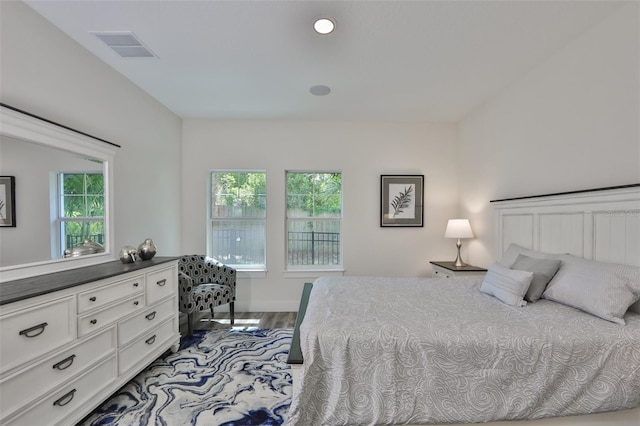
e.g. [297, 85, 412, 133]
[138, 238, 157, 260]
[118, 246, 139, 263]
[64, 239, 105, 258]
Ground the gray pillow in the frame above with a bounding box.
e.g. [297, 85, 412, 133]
[511, 254, 562, 303]
[480, 262, 533, 307]
[543, 255, 640, 325]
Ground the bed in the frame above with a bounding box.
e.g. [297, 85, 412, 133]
[286, 184, 640, 426]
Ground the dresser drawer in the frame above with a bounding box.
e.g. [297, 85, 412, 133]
[118, 319, 176, 375]
[0, 326, 115, 419]
[0, 296, 75, 373]
[4, 356, 116, 426]
[78, 274, 144, 313]
[146, 266, 177, 304]
[118, 297, 177, 346]
[430, 262, 487, 279]
[78, 294, 144, 337]
[432, 266, 452, 278]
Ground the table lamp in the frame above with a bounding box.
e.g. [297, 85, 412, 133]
[445, 219, 474, 267]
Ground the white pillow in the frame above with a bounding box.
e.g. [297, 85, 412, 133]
[543, 255, 640, 325]
[498, 243, 557, 267]
[480, 262, 533, 307]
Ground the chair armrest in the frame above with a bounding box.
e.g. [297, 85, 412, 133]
[203, 257, 236, 283]
[203, 257, 236, 299]
[178, 271, 194, 294]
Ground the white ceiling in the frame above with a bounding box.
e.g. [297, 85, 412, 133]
[23, 0, 625, 122]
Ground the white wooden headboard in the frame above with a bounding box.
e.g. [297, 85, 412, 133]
[491, 184, 640, 266]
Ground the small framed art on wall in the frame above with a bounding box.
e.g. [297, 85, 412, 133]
[380, 174, 424, 227]
[0, 176, 16, 227]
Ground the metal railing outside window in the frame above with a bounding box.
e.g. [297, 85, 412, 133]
[287, 231, 340, 265]
[209, 228, 265, 265]
[209, 229, 340, 266]
[66, 234, 104, 249]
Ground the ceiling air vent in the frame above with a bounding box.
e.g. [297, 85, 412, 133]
[90, 31, 157, 58]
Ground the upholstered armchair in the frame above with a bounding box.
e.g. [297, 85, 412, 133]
[178, 255, 236, 335]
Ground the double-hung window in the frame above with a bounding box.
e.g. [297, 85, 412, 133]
[286, 171, 342, 270]
[208, 170, 266, 270]
[58, 172, 105, 257]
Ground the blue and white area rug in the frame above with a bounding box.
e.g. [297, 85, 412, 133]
[81, 328, 293, 426]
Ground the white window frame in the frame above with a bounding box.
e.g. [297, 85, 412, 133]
[285, 170, 343, 272]
[207, 169, 267, 272]
[56, 172, 105, 259]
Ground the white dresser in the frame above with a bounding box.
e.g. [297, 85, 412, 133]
[0, 258, 180, 426]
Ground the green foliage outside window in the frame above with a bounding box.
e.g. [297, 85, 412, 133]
[60, 173, 104, 250]
[211, 172, 266, 218]
[286, 172, 342, 218]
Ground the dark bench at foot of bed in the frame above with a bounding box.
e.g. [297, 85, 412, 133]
[287, 282, 313, 365]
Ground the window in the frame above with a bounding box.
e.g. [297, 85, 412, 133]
[286, 171, 342, 269]
[209, 171, 266, 270]
[58, 172, 105, 256]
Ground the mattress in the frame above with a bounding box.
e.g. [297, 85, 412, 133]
[286, 276, 640, 425]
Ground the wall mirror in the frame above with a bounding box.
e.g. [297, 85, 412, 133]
[0, 104, 118, 282]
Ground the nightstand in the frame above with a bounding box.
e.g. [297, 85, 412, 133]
[430, 261, 487, 279]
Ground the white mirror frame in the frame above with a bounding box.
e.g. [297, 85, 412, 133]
[0, 105, 117, 282]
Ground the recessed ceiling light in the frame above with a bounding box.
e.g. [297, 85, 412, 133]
[310, 85, 331, 96]
[314, 18, 335, 35]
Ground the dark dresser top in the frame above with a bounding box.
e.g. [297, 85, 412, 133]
[0, 257, 178, 306]
[429, 261, 487, 272]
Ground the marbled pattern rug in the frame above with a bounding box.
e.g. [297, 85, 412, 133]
[80, 328, 293, 426]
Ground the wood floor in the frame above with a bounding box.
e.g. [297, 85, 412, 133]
[179, 311, 297, 335]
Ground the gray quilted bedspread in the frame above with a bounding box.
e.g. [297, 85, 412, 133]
[285, 276, 640, 425]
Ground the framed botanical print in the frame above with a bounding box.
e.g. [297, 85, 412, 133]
[380, 175, 424, 227]
[0, 176, 16, 227]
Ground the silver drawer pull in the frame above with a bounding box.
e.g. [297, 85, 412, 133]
[89, 296, 97, 302]
[52, 354, 76, 371]
[19, 322, 48, 338]
[90, 319, 98, 325]
[145, 311, 157, 321]
[53, 389, 76, 407]
[133, 282, 139, 287]
[145, 335, 156, 345]
[156, 279, 167, 287]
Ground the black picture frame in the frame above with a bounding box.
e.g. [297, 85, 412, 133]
[380, 175, 424, 227]
[0, 176, 16, 227]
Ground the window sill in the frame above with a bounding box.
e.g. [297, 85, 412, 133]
[283, 269, 345, 279]
[237, 270, 267, 279]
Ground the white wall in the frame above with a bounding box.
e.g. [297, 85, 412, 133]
[458, 3, 640, 267]
[0, 1, 183, 265]
[182, 120, 460, 311]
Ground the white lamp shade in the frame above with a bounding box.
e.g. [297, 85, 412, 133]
[444, 219, 474, 239]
